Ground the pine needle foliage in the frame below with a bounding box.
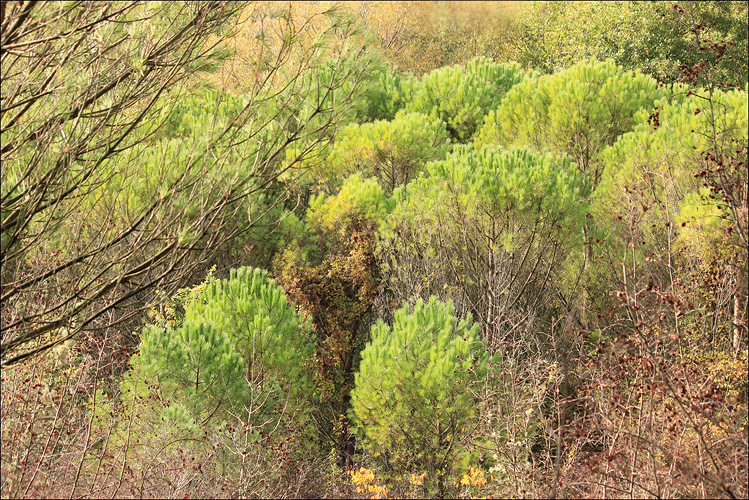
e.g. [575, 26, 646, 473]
[351, 296, 494, 497]
[405, 57, 527, 142]
[130, 266, 315, 431]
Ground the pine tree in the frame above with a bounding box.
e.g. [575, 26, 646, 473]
[351, 296, 493, 498]
[130, 267, 315, 431]
[405, 57, 527, 142]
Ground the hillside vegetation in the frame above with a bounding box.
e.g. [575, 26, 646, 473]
[1, 1, 747, 498]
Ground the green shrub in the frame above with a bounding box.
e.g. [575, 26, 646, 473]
[405, 57, 527, 142]
[476, 58, 666, 188]
[363, 65, 420, 122]
[128, 266, 315, 432]
[325, 111, 452, 194]
[380, 145, 590, 340]
[351, 296, 493, 497]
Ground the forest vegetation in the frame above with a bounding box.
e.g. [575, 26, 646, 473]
[1, 1, 747, 498]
